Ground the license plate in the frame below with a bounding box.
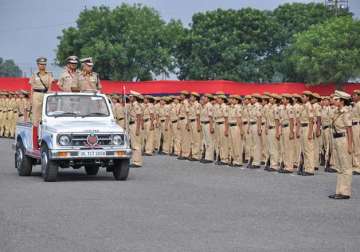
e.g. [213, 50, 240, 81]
[79, 151, 106, 157]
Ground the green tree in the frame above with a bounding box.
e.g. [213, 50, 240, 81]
[288, 16, 360, 87]
[0, 58, 22, 77]
[175, 8, 281, 82]
[56, 4, 183, 81]
[272, 2, 350, 82]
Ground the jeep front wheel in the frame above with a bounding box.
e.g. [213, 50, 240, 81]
[15, 139, 33, 176]
[41, 145, 58, 182]
[113, 159, 129, 181]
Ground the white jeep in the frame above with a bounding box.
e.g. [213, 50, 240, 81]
[14, 92, 132, 182]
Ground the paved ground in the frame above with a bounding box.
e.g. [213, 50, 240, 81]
[0, 138, 359, 252]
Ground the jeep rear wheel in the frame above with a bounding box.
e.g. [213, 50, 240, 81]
[84, 165, 99, 175]
[41, 145, 58, 182]
[113, 159, 129, 181]
[15, 139, 33, 176]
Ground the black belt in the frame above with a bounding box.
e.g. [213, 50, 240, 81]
[261, 122, 265, 126]
[144, 118, 150, 122]
[323, 125, 330, 130]
[216, 122, 224, 125]
[333, 132, 345, 138]
[190, 119, 196, 122]
[129, 121, 135, 125]
[353, 122, 359, 126]
[33, 89, 47, 93]
[201, 121, 209, 124]
[268, 126, 275, 130]
[14, 111, 18, 113]
[160, 119, 166, 122]
[179, 117, 186, 120]
[172, 120, 178, 123]
[18, 113, 24, 116]
[117, 118, 124, 121]
[229, 123, 237, 127]
[282, 124, 289, 128]
[301, 123, 308, 127]
[250, 122, 256, 125]
[243, 122, 248, 125]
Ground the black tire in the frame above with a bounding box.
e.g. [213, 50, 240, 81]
[84, 165, 99, 175]
[113, 159, 129, 181]
[15, 139, 33, 176]
[41, 145, 58, 182]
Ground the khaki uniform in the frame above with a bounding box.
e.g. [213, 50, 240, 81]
[158, 104, 170, 154]
[299, 102, 315, 173]
[188, 101, 202, 160]
[352, 101, 360, 172]
[321, 105, 333, 167]
[228, 104, 242, 165]
[277, 104, 295, 171]
[142, 102, 155, 155]
[332, 106, 353, 196]
[169, 102, 180, 155]
[0, 97, 5, 136]
[128, 101, 143, 166]
[248, 102, 262, 166]
[214, 102, 229, 164]
[78, 72, 101, 91]
[114, 103, 126, 130]
[29, 71, 53, 126]
[153, 103, 161, 151]
[266, 103, 280, 170]
[242, 104, 251, 161]
[178, 99, 190, 158]
[292, 102, 302, 166]
[58, 68, 80, 91]
[200, 102, 214, 161]
[261, 104, 268, 163]
[313, 102, 322, 168]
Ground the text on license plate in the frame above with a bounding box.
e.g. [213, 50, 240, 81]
[79, 151, 106, 157]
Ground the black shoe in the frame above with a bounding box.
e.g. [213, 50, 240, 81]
[267, 168, 278, 172]
[215, 161, 227, 166]
[144, 153, 153, 156]
[251, 165, 261, 169]
[188, 158, 198, 161]
[326, 168, 337, 173]
[353, 171, 360, 175]
[177, 156, 187, 160]
[302, 172, 315, 176]
[329, 194, 350, 200]
[233, 164, 243, 167]
[200, 160, 213, 164]
[244, 159, 249, 163]
[130, 164, 142, 168]
[279, 169, 293, 174]
[264, 166, 270, 171]
[260, 161, 265, 165]
[315, 167, 319, 171]
[293, 165, 298, 169]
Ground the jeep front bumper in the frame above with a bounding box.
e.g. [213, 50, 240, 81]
[49, 148, 132, 160]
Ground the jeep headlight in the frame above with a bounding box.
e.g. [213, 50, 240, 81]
[58, 135, 71, 146]
[112, 135, 123, 145]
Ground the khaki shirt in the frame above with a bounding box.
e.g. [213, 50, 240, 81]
[114, 103, 125, 120]
[249, 102, 262, 123]
[299, 102, 314, 124]
[214, 103, 228, 123]
[128, 101, 142, 123]
[200, 102, 213, 122]
[79, 72, 101, 91]
[351, 101, 360, 122]
[169, 103, 179, 122]
[178, 99, 189, 118]
[58, 68, 80, 91]
[321, 105, 332, 127]
[188, 101, 201, 120]
[276, 104, 294, 125]
[29, 72, 53, 90]
[158, 104, 168, 121]
[228, 104, 241, 124]
[241, 104, 250, 123]
[143, 103, 154, 120]
[332, 106, 352, 134]
[266, 104, 277, 127]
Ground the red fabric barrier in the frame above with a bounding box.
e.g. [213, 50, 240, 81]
[0, 77, 358, 96]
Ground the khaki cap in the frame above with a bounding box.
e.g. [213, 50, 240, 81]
[252, 93, 262, 99]
[312, 92, 321, 99]
[334, 90, 351, 100]
[80, 57, 94, 66]
[36, 57, 47, 64]
[217, 94, 227, 100]
[244, 95, 251, 99]
[180, 90, 189, 95]
[215, 91, 225, 96]
[190, 92, 200, 97]
[66, 55, 78, 64]
[130, 90, 143, 99]
[353, 89, 360, 95]
[282, 93, 292, 99]
[292, 94, 302, 99]
[263, 92, 271, 97]
[303, 91, 313, 96]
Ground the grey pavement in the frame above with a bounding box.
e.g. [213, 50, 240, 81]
[0, 138, 359, 252]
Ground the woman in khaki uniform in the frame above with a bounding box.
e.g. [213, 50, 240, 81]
[29, 57, 53, 149]
[228, 95, 243, 166]
[188, 92, 202, 161]
[329, 90, 353, 200]
[142, 95, 155, 156]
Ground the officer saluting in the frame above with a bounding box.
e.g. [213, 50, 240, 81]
[29, 57, 53, 149]
[58, 55, 80, 92]
[79, 57, 102, 92]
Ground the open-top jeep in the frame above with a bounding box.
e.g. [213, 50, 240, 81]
[14, 92, 132, 182]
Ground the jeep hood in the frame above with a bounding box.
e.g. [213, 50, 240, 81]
[45, 120, 125, 134]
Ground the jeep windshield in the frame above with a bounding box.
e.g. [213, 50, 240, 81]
[46, 95, 110, 117]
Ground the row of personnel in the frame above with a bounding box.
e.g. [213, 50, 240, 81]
[111, 90, 359, 199]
